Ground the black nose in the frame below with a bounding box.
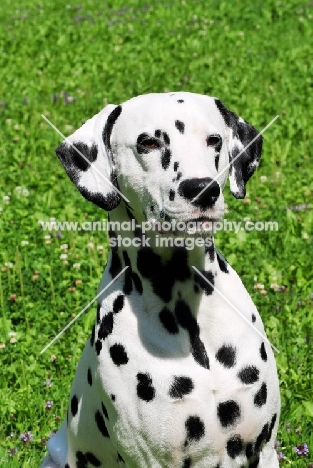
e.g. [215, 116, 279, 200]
[178, 178, 220, 209]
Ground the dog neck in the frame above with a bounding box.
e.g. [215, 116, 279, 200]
[106, 204, 224, 309]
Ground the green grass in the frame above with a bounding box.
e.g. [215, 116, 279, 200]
[0, 0, 312, 466]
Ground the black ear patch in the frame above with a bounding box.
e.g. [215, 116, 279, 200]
[215, 99, 262, 199]
[56, 105, 122, 211]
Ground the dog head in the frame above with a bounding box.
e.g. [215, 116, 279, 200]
[56, 92, 262, 225]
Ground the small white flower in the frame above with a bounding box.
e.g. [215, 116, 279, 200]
[60, 244, 68, 250]
[5, 262, 13, 268]
[87, 242, 94, 249]
[14, 124, 20, 130]
[60, 254, 68, 260]
[73, 263, 81, 270]
[3, 195, 10, 204]
[275, 171, 280, 178]
[260, 175, 267, 182]
[21, 240, 29, 246]
[8, 331, 17, 338]
[97, 245, 104, 251]
[22, 188, 29, 197]
[15, 186, 22, 193]
[44, 235, 51, 240]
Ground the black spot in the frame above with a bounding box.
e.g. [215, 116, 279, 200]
[174, 161, 179, 171]
[57, 142, 98, 173]
[217, 400, 240, 428]
[177, 99, 184, 103]
[109, 251, 122, 277]
[237, 366, 259, 384]
[254, 383, 267, 407]
[71, 395, 78, 417]
[163, 132, 170, 145]
[98, 312, 114, 340]
[216, 250, 228, 273]
[87, 368, 92, 386]
[194, 270, 215, 295]
[137, 248, 162, 278]
[185, 416, 205, 442]
[123, 251, 133, 295]
[102, 105, 122, 158]
[255, 423, 269, 452]
[90, 324, 95, 347]
[101, 402, 109, 419]
[95, 340, 102, 355]
[96, 304, 101, 323]
[65, 464, 70, 468]
[248, 457, 260, 468]
[182, 457, 191, 468]
[205, 241, 215, 262]
[161, 148, 171, 170]
[132, 272, 143, 294]
[137, 373, 156, 402]
[215, 344, 236, 368]
[155, 129, 162, 138]
[176, 171, 182, 181]
[246, 442, 253, 459]
[169, 376, 194, 398]
[110, 343, 129, 366]
[226, 435, 243, 458]
[266, 413, 277, 442]
[117, 452, 125, 462]
[138, 247, 190, 303]
[108, 228, 118, 251]
[123, 270, 133, 295]
[194, 284, 200, 293]
[252, 313, 256, 323]
[175, 120, 185, 134]
[95, 410, 109, 437]
[169, 189, 175, 201]
[110, 394, 116, 401]
[77, 450, 101, 468]
[159, 307, 179, 334]
[175, 300, 210, 369]
[260, 342, 267, 361]
[113, 294, 125, 313]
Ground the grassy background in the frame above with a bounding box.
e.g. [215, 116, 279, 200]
[0, 0, 312, 466]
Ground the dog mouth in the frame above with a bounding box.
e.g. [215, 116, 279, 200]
[149, 214, 224, 235]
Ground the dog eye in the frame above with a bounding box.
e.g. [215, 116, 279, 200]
[137, 134, 161, 154]
[142, 138, 160, 150]
[206, 135, 221, 147]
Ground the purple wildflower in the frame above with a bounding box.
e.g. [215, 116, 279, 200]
[310, 292, 313, 299]
[45, 400, 53, 409]
[52, 93, 58, 103]
[277, 451, 285, 461]
[22, 98, 29, 104]
[274, 440, 280, 449]
[7, 447, 18, 456]
[20, 431, 33, 442]
[48, 431, 56, 438]
[294, 443, 309, 456]
[43, 379, 53, 387]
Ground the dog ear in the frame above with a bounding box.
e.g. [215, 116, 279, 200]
[56, 104, 122, 210]
[215, 99, 263, 199]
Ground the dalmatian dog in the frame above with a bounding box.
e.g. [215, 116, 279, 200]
[41, 92, 280, 468]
